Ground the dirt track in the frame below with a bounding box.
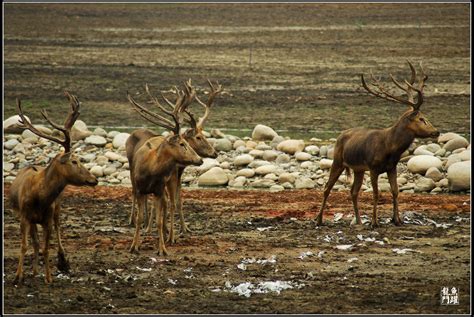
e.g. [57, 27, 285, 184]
[3, 185, 470, 314]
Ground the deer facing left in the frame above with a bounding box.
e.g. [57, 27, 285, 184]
[9, 92, 98, 284]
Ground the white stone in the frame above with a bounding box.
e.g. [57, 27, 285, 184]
[305, 145, 320, 155]
[249, 149, 264, 158]
[85, 135, 107, 147]
[414, 145, 434, 156]
[4, 115, 30, 134]
[198, 167, 229, 186]
[295, 177, 315, 189]
[236, 168, 255, 178]
[234, 154, 254, 166]
[262, 150, 278, 161]
[407, 155, 442, 174]
[459, 149, 471, 161]
[103, 166, 117, 176]
[443, 137, 469, 152]
[197, 158, 220, 173]
[4, 162, 15, 172]
[275, 154, 290, 164]
[93, 127, 108, 137]
[255, 165, 277, 175]
[214, 138, 233, 152]
[447, 161, 470, 191]
[295, 152, 312, 161]
[445, 154, 462, 169]
[277, 139, 305, 155]
[425, 143, 441, 153]
[104, 151, 122, 161]
[4, 139, 19, 150]
[233, 140, 246, 149]
[327, 147, 334, 159]
[269, 185, 285, 192]
[425, 167, 443, 182]
[300, 161, 313, 169]
[279, 172, 296, 184]
[438, 132, 462, 144]
[90, 166, 104, 177]
[251, 124, 278, 141]
[112, 133, 130, 149]
[414, 177, 436, 192]
[320, 159, 333, 170]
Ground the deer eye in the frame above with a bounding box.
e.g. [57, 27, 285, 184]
[180, 143, 186, 147]
[419, 118, 426, 124]
[196, 136, 202, 140]
[72, 160, 78, 165]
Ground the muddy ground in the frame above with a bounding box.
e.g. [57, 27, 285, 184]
[3, 3, 470, 139]
[3, 185, 471, 314]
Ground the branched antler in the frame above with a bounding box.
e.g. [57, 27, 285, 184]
[17, 91, 81, 153]
[195, 79, 223, 128]
[361, 60, 427, 111]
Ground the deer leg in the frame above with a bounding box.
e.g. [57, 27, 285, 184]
[14, 219, 30, 285]
[166, 183, 177, 244]
[369, 171, 380, 228]
[130, 195, 145, 253]
[315, 164, 345, 225]
[129, 194, 136, 226]
[351, 171, 365, 225]
[42, 221, 53, 284]
[155, 196, 168, 256]
[54, 208, 70, 272]
[177, 183, 191, 234]
[145, 196, 155, 233]
[387, 168, 402, 226]
[30, 224, 40, 277]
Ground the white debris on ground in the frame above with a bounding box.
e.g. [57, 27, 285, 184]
[403, 211, 453, 228]
[135, 266, 152, 272]
[347, 257, 358, 263]
[335, 244, 353, 251]
[256, 226, 273, 232]
[237, 255, 277, 270]
[222, 280, 305, 298]
[392, 248, 422, 255]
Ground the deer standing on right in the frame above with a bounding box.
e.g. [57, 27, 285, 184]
[315, 61, 440, 228]
[127, 83, 203, 255]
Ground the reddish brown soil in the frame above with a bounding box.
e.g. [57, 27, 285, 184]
[3, 185, 471, 314]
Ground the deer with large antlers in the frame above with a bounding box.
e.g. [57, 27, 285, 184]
[9, 92, 98, 284]
[315, 61, 439, 227]
[126, 79, 222, 242]
[127, 81, 203, 255]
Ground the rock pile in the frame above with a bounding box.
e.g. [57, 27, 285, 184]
[3, 117, 471, 194]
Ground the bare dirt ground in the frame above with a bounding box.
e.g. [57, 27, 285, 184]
[3, 3, 470, 139]
[3, 185, 471, 314]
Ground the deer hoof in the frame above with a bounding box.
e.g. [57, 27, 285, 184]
[129, 245, 139, 254]
[392, 218, 403, 226]
[13, 275, 24, 285]
[57, 253, 70, 272]
[370, 220, 380, 228]
[44, 274, 53, 284]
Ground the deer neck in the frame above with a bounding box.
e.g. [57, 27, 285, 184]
[151, 143, 176, 176]
[41, 160, 68, 204]
[386, 117, 416, 156]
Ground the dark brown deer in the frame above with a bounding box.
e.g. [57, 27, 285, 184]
[126, 79, 221, 242]
[10, 92, 98, 284]
[315, 61, 439, 227]
[127, 82, 203, 255]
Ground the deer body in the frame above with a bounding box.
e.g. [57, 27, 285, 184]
[11, 93, 97, 284]
[315, 61, 439, 227]
[127, 80, 204, 255]
[129, 135, 202, 255]
[126, 80, 221, 242]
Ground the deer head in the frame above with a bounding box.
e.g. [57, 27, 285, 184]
[17, 92, 98, 186]
[127, 81, 203, 166]
[361, 60, 439, 138]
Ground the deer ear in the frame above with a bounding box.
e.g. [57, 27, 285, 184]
[59, 152, 71, 163]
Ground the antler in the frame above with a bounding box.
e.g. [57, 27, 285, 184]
[195, 79, 222, 129]
[361, 60, 427, 111]
[128, 80, 196, 135]
[16, 91, 81, 153]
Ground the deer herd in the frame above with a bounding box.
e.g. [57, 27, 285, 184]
[8, 61, 440, 285]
